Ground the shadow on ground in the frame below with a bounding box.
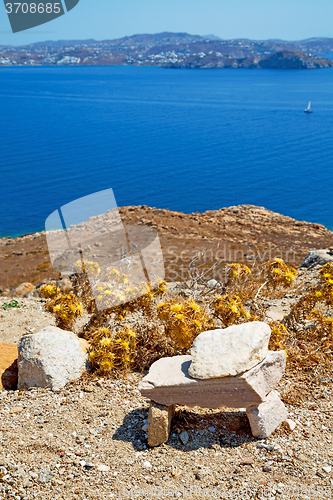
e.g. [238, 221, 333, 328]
[113, 406, 258, 451]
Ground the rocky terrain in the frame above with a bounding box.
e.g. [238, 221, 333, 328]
[1, 204, 333, 293]
[0, 205, 333, 499]
[0, 370, 332, 500]
[0, 286, 332, 500]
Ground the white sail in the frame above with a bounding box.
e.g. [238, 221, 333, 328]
[304, 100, 313, 113]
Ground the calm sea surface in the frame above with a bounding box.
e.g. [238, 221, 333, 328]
[1, 65, 333, 237]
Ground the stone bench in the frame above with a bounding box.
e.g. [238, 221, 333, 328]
[139, 351, 287, 446]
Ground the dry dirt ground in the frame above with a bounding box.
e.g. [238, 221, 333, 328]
[0, 368, 332, 500]
[1, 204, 333, 290]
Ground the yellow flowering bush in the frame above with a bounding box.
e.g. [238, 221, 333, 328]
[156, 298, 213, 349]
[316, 262, 333, 306]
[212, 294, 251, 327]
[265, 258, 297, 289]
[228, 263, 251, 281]
[88, 326, 136, 375]
[39, 282, 59, 299]
[39, 283, 83, 330]
[268, 321, 289, 351]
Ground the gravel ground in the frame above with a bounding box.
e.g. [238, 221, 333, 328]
[0, 373, 332, 500]
[0, 297, 89, 344]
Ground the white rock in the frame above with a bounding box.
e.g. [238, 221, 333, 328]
[97, 464, 110, 472]
[188, 322, 271, 379]
[17, 326, 89, 391]
[322, 466, 331, 474]
[284, 418, 296, 431]
[143, 461, 152, 469]
[207, 279, 219, 289]
[246, 390, 288, 438]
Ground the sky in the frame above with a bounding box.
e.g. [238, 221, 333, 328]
[1, 0, 333, 46]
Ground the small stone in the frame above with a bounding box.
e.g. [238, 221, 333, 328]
[247, 390, 287, 438]
[84, 386, 94, 393]
[143, 461, 152, 469]
[22, 476, 31, 488]
[13, 283, 35, 298]
[263, 465, 272, 472]
[195, 470, 206, 480]
[142, 424, 148, 432]
[9, 406, 23, 414]
[256, 443, 275, 451]
[38, 472, 52, 483]
[148, 402, 175, 447]
[97, 464, 110, 472]
[208, 426, 216, 433]
[179, 431, 189, 445]
[84, 463, 95, 469]
[322, 466, 331, 473]
[284, 419, 296, 431]
[207, 279, 219, 289]
[239, 458, 254, 466]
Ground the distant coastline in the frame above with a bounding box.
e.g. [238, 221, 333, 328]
[1, 32, 333, 69]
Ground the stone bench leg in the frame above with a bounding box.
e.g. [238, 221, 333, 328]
[148, 401, 175, 447]
[246, 390, 287, 438]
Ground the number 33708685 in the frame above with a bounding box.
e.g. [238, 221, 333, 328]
[5, 3, 61, 14]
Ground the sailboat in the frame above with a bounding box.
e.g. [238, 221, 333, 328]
[304, 101, 313, 114]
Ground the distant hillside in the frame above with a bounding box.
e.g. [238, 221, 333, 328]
[1, 32, 333, 68]
[166, 50, 333, 70]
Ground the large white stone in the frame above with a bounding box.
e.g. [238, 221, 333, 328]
[188, 322, 271, 379]
[139, 350, 286, 409]
[17, 326, 89, 391]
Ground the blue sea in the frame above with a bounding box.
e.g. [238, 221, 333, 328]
[1, 65, 333, 237]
